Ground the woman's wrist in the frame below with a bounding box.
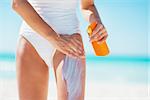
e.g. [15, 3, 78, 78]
[46, 31, 61, 43]
[89, 14, 102, 24]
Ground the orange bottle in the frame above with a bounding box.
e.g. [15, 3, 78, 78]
[87, 22, 110, 56]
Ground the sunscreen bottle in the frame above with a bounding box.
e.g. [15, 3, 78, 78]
[87, 22, 110, 56]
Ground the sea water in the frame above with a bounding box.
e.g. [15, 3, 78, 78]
[0, 55, 149, 100]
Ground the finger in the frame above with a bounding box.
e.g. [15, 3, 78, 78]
[72, 37, 84, 53]
[99, 28, 107, 35]
[71, 50, 81, 57]
[89, 33, 101, 42]
[62, 34, 85, 57]
[73, 35, 83, 46]
[99, 31, 108, 40]
[61, 35, 83, 56]
[60, 48, 73, 57]
[90, 26, 104, 40]
[79, 53, 86, 59]
[90, 31, 108, 43]
[97, 35, 108, 45]
[91, 24, 103, 38]
[67, 44, 85, 58]
[65, 49, 78, 58]
[58, 36, 79, 57]
[68, 34, 83, 51]
[68, 47, 85, 58]
[59, 37, 70, 46]
[68, 46, 82, 57]
[70, 39, 83, 53]
[67, 42, 82, 56]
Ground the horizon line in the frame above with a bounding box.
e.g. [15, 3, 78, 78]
[0, 52, 149, 62]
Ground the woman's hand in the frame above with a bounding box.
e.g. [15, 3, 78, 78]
[89, 22, 108, 44]
[51, 33, 85, 59]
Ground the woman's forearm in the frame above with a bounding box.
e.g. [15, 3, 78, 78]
[87, 4, 102, 24]
[12, 0, 60, 42]
[81, 1, 102, 24]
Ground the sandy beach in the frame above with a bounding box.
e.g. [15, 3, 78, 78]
[0, 73, 149, 100]
[0, 79, 149, 100]
[0, 60, 149, 100]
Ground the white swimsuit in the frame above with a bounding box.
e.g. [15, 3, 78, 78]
[19, 0, 84, 99]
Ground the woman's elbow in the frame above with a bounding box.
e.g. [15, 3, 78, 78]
[12, 0, 24, 10]
[12, 1, 18, 10]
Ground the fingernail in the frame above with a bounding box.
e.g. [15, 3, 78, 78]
[78, 50, 82, 53]
[79, 51, 82, 54]
[98, 42, 101, 44]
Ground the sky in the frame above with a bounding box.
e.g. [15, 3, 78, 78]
[0, 0, 149, 57]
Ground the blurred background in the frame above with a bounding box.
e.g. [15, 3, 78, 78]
[0, 0, 149, 100]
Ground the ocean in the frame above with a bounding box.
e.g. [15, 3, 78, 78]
[0, 0, 149, 100]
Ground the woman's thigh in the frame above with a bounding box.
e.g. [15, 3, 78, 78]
[53, 33, 86, 100]
[16, 36, 49, 100]
[53, 50, 67, 100]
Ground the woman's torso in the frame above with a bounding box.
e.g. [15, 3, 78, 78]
[19, 0, 81, 35]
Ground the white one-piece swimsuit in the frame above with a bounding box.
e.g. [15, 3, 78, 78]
[19, 0, 84, 99]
